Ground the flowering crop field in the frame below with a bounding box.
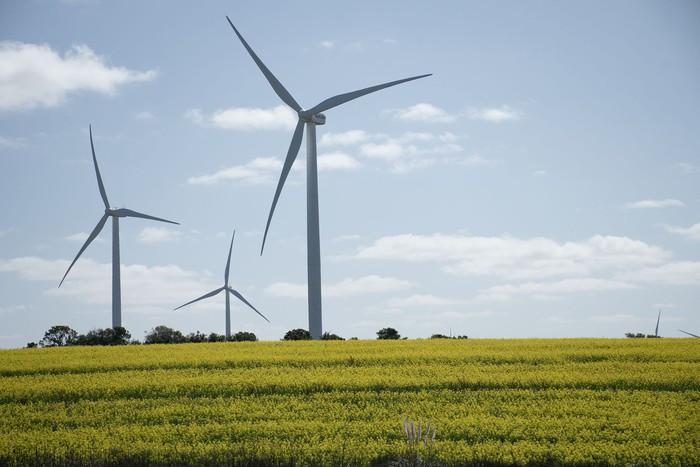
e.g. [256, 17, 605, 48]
[1, 339, 698, 466]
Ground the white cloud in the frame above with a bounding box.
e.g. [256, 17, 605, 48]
[349, 234, 670, 280]
[184, 105, 297, 131]
[137, 227, 183, 244]
[320, 130, 370, 146]
[383, 294, 466, 308]
[265, 275, 413, 299]
[333, 234, 362, 242]
[477, 278, 637, 301]
[0, 256, 206, 309]
[671, 162, 698, 173]
[466, 105, 522, 122]
[0, 42, 157, 112]
[0, 136, 26, 149]
[623, 199, 684, 209]
[616, 261, 700, 285]
[662, 222, 700, 241]
[385, 103, 457, 123]
[318, 151, 362, 171]
[64, 232, 90, 242]
[318, 40, 335, 49]
[360, 141, 414, 160]
[134, 111, 155, 121]
[186, 157, 289, 185]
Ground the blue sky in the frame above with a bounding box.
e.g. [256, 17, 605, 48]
[1, 1, 699, 348]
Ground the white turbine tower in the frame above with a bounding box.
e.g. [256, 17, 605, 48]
[59, 125, 179, 328]
[226, 17, 431, 339]
[173, 231, 269, 339]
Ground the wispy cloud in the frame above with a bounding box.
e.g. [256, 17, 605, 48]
[348, 234, 670, 280]
[477, 278, 637, 301]
[134, 111, 155, 121]
[623, 199, 684, 209]
[265, 275, 413, 299]
[186, 157, 289, 185]
[318, 151, 362, 170]
[383, 294, 467, 308]
[320, 130, 370, 146]
[0, 42, 157, 112]
[466, 105, 522, 122]
[662, 222, 700, 242]
[0, 136, 27, 149]
[671, 162, 698, 173]
[184, 105, 297, 131]
[385, 103, 458, 123]
[318, 40, 335, 49]
[616, 261, 700, 285]
[137, 227, 183, 244]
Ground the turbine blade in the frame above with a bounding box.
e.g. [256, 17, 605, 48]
[116, 208, 179, 225]
[228, 288, 270, 322]
[261, 118, 305, 255]
[89, 125, 110, 209]
[224, 230, 235, 286]
[679, 329, 700, 338]
[305, 74, 432, 116]
[226, 16, 302, 113]
[173, 286, 225, 311]
[59, 213, 109, 287]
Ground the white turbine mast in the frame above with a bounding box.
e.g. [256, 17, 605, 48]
[59, 125, 179, 328]
[226, 16, 431, 339]
[173, 230, 269, 340]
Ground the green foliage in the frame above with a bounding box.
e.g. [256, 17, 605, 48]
[377, 327, 401, 339]
[626, 332, 662, 338]
[321, 332, 344, 340]
[144, 325, 186, 344]
[75, 327, 131, 346]
[283, 328, 312, 340]
[39, 325, 78, 347]
[230, 331, 257, 342]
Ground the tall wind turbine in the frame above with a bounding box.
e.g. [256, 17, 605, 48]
[59, 125, 179, 328]
[226, 17, 430, 339]
[173, 231, 269, 339]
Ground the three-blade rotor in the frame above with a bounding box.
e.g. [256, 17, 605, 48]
[225, 17, 431, 254]
[59, 125, 179, 288]
[174, 231, 269, 323]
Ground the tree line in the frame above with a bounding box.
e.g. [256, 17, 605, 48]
[28, 325, 467, 348]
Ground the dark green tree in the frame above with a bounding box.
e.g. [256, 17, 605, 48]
[376, 327, 401, 340]
[321, 332, 344, 340]
[230, 331, 258, 342]
[40, 325, 78, 347]
[76, 327, 131, 346]
[186, 331, 209, 343]
[144, 325, 186, 344]
[283, 328, 312, 340]
[208, 332, 226, 343]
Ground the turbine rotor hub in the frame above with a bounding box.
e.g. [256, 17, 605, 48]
[300, 111, 326, 125]
[106, 208, 127, 217]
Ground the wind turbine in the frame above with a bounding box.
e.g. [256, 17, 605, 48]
[679, 330, 699, 338]
[173, 231, 269, 339]
[226, 17, 431, 339]
[59, 125, 179, 328]
[654, 309, 661, 337]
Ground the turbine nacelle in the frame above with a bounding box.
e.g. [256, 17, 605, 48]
[107, 208, 128, 218]
[300, 111, 326, 125]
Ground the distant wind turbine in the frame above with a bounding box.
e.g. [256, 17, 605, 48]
[679, 329, 699, 338]
[174, 231, 269, 339]
[226, 16, 431, 339]
[655, 309, 661, 337]
[59, 125, 179, 328]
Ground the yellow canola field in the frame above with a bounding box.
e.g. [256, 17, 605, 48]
[1, 338, 698, 466]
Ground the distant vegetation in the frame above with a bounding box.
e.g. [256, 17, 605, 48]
[28, 325, 418, 348]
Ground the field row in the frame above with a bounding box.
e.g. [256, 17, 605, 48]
[1, 339, 698, 466]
